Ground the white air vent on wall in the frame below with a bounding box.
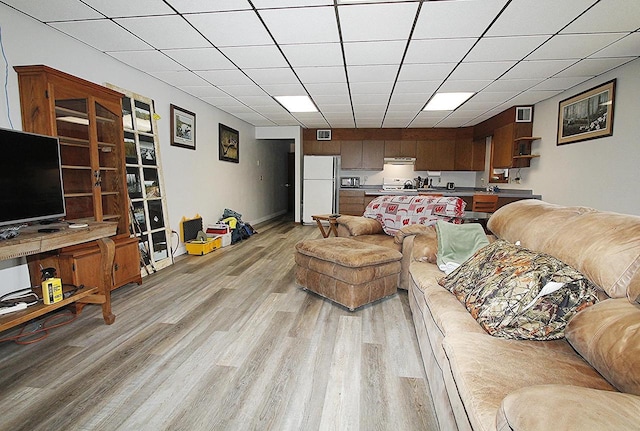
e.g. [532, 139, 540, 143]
[515, 106, 532, 123]
[317, 129, 331, 140]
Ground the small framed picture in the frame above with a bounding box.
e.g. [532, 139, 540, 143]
[219, 123, 239, 163]
[557, 80, 615, 145]
[170, 104, 196, 150]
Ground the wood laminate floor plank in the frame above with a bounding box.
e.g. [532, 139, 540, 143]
[0, 216, 437, 430]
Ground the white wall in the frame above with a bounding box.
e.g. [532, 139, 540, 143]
[499, 58, 640, 215]
[0, 6, 291, 293]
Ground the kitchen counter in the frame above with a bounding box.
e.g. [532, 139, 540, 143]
[341, 186, 541, 199]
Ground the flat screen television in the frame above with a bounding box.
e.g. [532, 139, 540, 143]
[0, 128, 66, 227]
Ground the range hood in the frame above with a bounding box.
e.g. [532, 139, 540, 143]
[383, 157, 416, 165]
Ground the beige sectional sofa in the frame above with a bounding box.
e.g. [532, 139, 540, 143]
[336, 199, 640, 431]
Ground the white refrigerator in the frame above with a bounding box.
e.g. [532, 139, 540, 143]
[302, 155, 340, 224]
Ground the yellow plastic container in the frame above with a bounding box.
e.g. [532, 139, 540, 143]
[185, 236, 221, 256]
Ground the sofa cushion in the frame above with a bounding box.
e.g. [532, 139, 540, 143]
[440, 239, 599, 340]
[565, 298, 640, 396]
[497, 385, 640, 431]
[488, 199, 640, 301]
[394, 223, 434, 245]
[443, 333, 614, 431]
[336, 215, 384, 236]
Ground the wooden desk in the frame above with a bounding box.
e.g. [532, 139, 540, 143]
[0, 222, 118, 333]
[311, 214, 340, 238]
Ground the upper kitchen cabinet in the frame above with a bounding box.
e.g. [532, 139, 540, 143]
[454, 128, 485, 171]
[416, 139, 456, 171]
[303, 139, 341, 155]
[384, 140, 416, 158]
[341, 140, 384, 170]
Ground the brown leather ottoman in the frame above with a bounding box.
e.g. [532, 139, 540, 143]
[295, 237, 402, 311]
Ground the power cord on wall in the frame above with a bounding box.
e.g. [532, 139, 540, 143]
[0, 23, 14, 129]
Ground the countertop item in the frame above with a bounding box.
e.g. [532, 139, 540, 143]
[339, 186, 541, 199]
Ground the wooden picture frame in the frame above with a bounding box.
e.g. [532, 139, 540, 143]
[219, 123, 239, 163]
[557, 79, 615, 145]
[170, 104, 196, 150]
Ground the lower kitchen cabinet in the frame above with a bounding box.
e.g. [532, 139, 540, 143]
[339, 190, 377, 215]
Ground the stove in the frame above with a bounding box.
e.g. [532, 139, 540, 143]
[382, 177, 415, 190]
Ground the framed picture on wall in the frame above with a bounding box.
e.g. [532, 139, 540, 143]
[170, 104, 196, 150]
[557, 79, 615, 145]
[219, 123, 239, 163]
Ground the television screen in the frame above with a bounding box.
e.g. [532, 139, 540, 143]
[0, 128, 66, 227]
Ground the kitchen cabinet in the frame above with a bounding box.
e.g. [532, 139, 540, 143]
[384, 140, 416, 158]
[455, 137, 486, 171]
[340, 140, 384, 170]
[303, 140, 341, 155]
[338, 190, 376, 215]
[416, 139, 456, 171]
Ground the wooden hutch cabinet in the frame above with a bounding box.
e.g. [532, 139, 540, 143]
[15, 65, 141, 290]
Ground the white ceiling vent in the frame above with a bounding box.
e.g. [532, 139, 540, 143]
[316, 129, 331, 140]
[515, 106, 533, 122]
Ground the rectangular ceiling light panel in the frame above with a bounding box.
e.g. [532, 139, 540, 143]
[275, 95, 318, 112]
[424, 92, 474, 111]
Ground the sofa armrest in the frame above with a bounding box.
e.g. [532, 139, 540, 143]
[336, 215, 384, 237]
[497, 385, 640, 431]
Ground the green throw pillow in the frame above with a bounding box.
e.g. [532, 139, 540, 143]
[435, 220, 490, 269]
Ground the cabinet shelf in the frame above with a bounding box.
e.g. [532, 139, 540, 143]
[513, 154, 540, 159]
[514, 136, 541, 142]
[62, 165, 91, 170]
[65, 192, 93, 198]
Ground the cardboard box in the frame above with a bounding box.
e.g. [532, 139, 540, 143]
[185, 237, 221, 256]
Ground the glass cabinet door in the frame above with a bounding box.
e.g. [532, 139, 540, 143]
[112, 85, 173, 273]
[55, 98, 94, 221]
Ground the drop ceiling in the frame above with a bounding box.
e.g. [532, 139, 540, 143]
[3, 0, 639, 128]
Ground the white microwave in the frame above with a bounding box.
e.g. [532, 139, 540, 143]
[340, 177, 360, 188]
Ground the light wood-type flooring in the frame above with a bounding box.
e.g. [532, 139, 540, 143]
[0, 216, 437, 431]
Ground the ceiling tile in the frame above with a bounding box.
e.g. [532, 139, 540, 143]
[243, 68, 300, 85]
[392, 81, 439, 95]
[162, 48, 236, 70]
[186, 11, 273, 47]
[351, 93, 389, 104]
[528, 33, 627, 60]
[350, 82, 393, 95]
[555, 57, 634, 77]
[312, 94, 352, 105]
[179, 86, 231, 98]
[1, 0, 102, 21]
[220, 45, 289, 68]
[108, 50, 186, 72]
[562, 0, 640, 33]
[280, 43, 344, 67]
[502, 90, 563, 106]
[252, 0, 333, 8]
[295, 66, 347, 83]
[82, 0, 175, 17]
[164, 0, 251, 13]
[485, 0, 595, 37]
[482, 78, 544, 93]
[338, 2, 419, 42]
[260, 83, 307, 96]
[259, 6, 339, 44]
[439, 80, 493, 92]
[397, 63, 457, 81]
[51, 20, 152, 51]
[449, 61, 517, 80]
[503, 59, 578, 79]
[150, 71, 211, 86]
[196, 69, 254, 86]
[348, 65, 399, 83]
[465, 35, 550, 62]
[216, 84, 268, 97]
[343, 41, 407, 66]
[531, 76, 591, 91]
[414, 0, 508, 39]
[404, 38, 477, 64]
[115, 16, 211, 49]
[590, 33, 640, 58]
[306, 82, 349, 96]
